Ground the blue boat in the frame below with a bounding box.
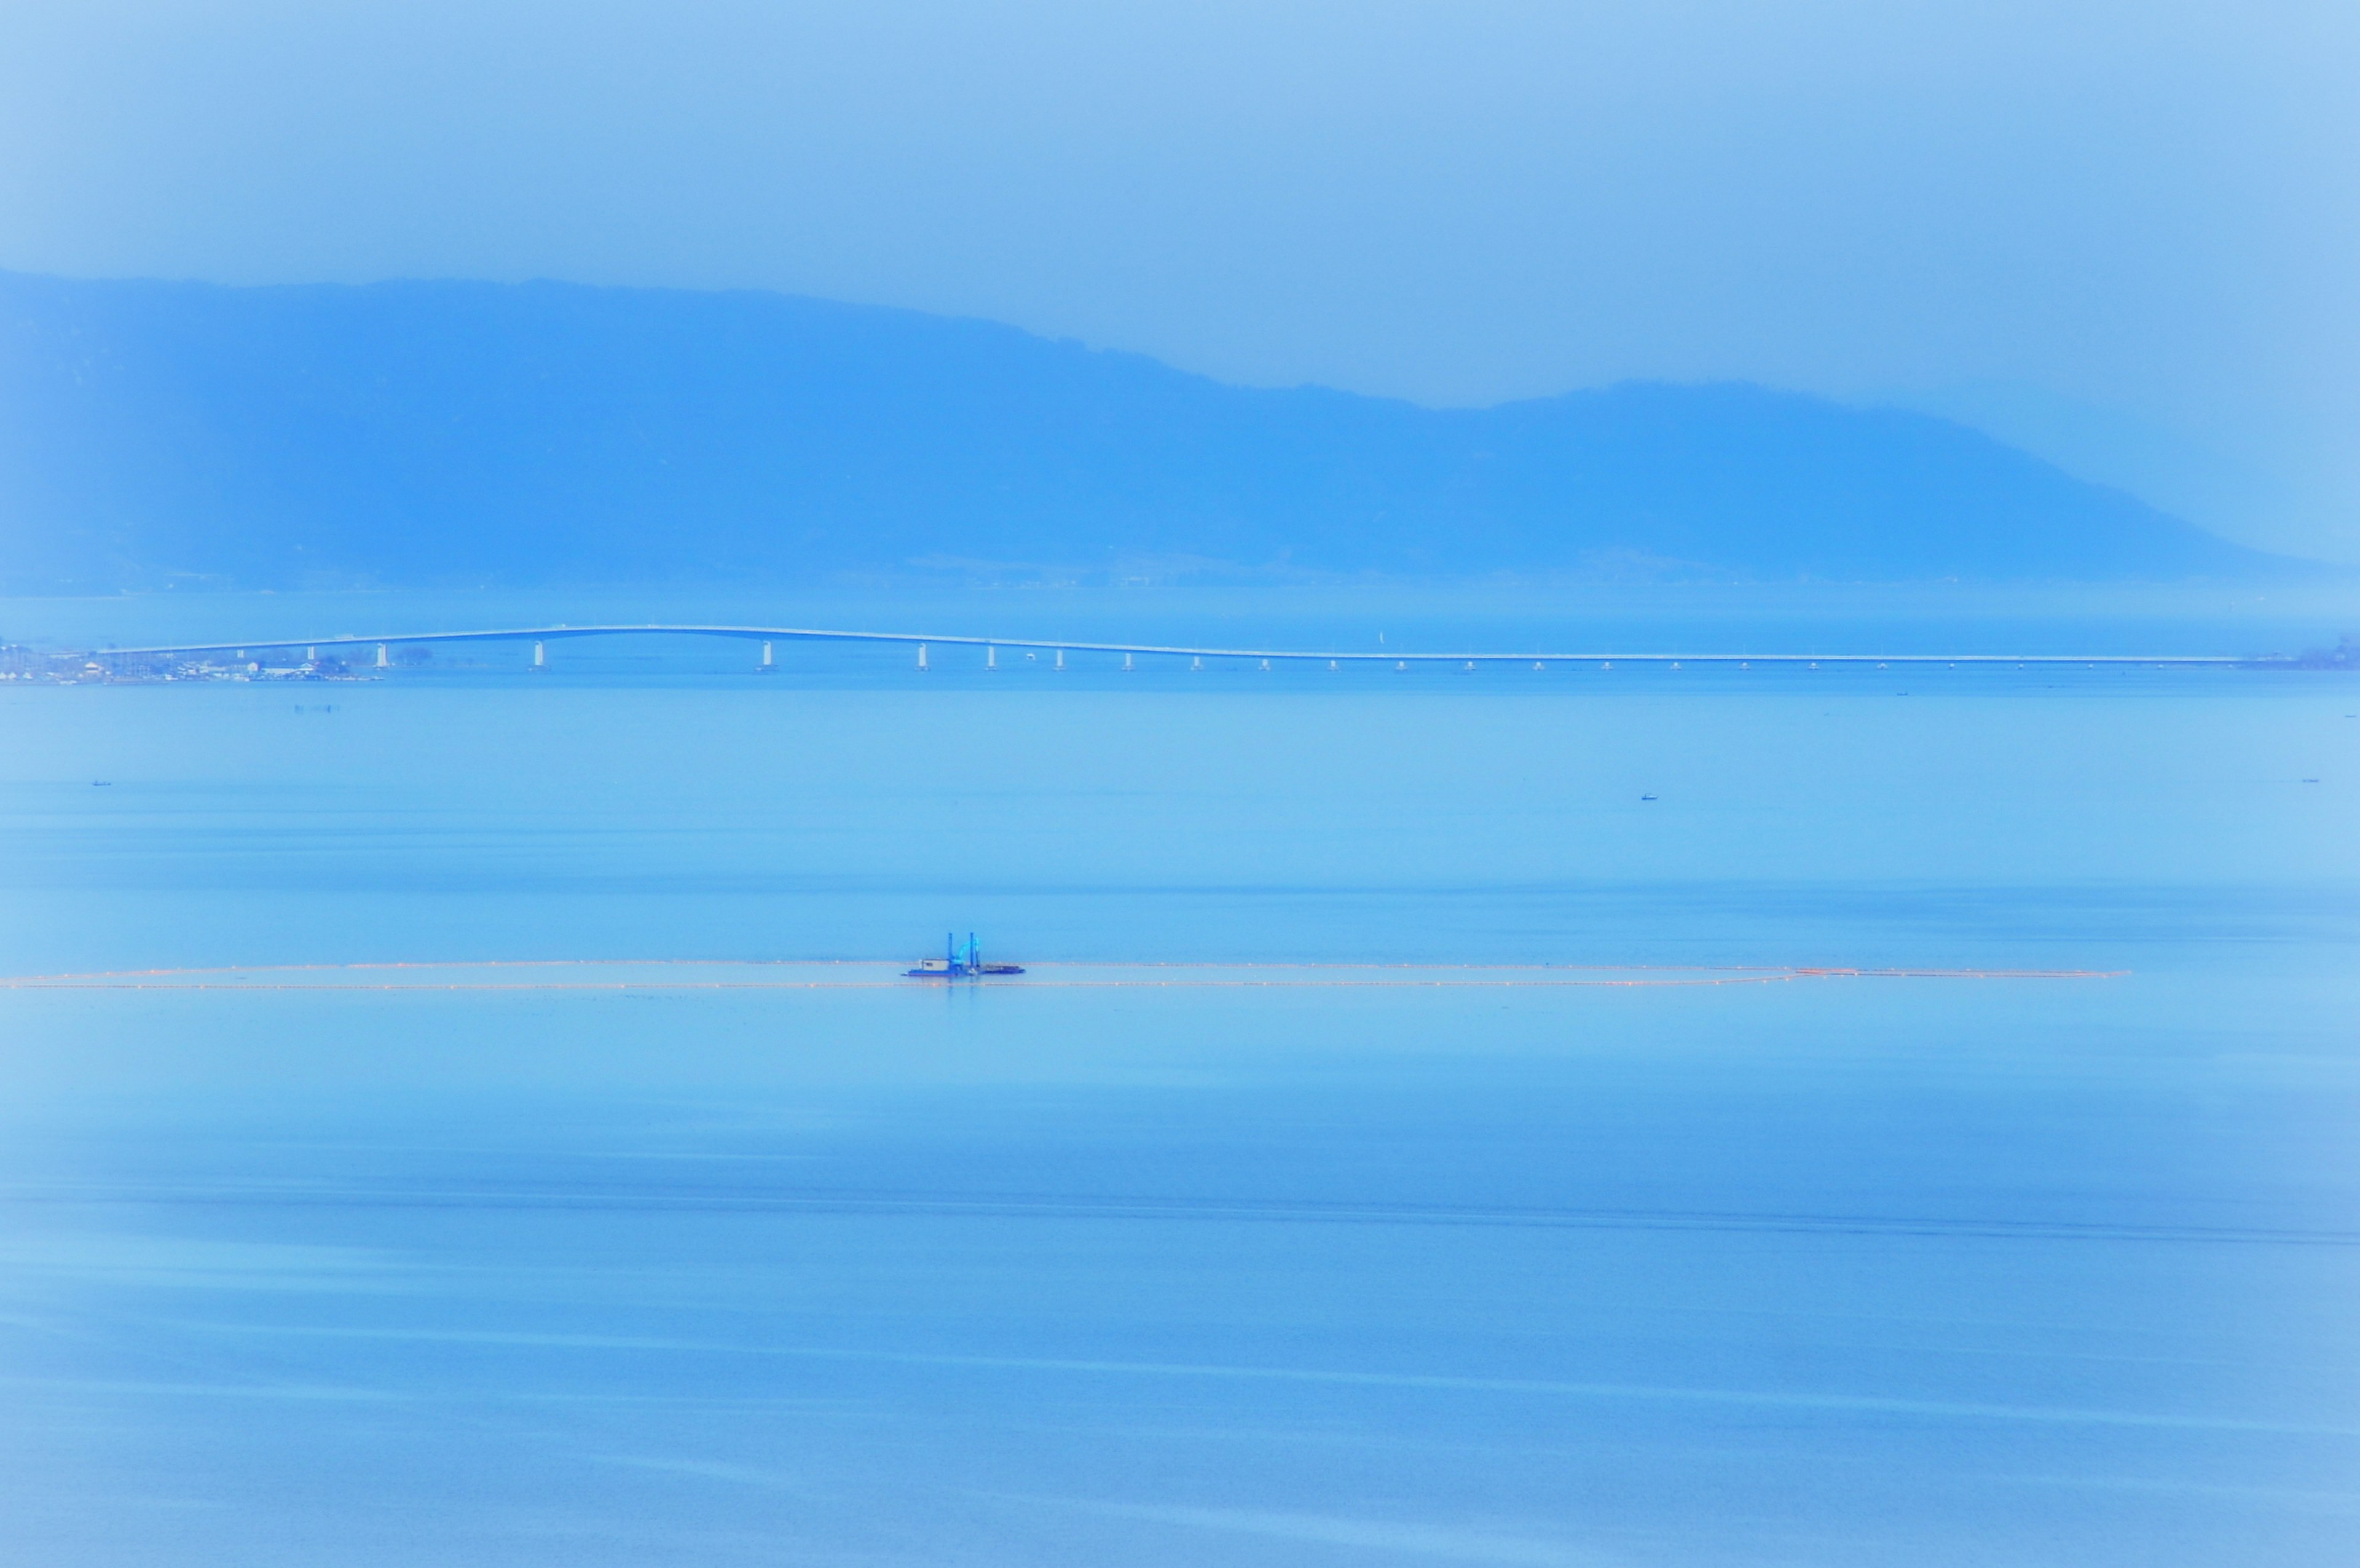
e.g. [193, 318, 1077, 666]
[906, 932, 1025, 978]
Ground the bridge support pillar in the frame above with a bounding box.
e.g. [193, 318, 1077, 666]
[916, 643, 929, 670]
[1122, 653, 1133, 672]
[532, 641, 546, 670]
[986, 645, 996, 670]
[760, 641, 774, 672]
[1191, 656, 1203, 672]
[376, 643, 389, 668]
[1055, 648, 1065, 670]
[305, 647, 317, 662]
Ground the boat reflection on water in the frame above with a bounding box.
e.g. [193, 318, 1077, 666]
[905, 931, 1025, 979]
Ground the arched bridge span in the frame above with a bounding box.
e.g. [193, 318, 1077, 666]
[85, 622, 2251, 671]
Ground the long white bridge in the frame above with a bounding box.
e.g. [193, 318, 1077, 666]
[83, 622, 2257, 671]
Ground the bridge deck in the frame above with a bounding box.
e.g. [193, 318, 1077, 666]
[84, 624, 2248, 665]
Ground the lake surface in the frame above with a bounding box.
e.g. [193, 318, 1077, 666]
[3, 590, 2356, 1565]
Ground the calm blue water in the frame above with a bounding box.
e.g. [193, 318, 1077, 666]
[4, 590, 2357, 1565]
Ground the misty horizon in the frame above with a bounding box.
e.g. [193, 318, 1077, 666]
[8, 3, 2352, 565]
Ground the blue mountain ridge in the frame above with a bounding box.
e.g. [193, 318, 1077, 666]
[0, 272, 2298, 590]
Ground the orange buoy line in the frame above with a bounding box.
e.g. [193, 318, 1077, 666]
[0, 959, 2123, 991]
[1791, 966, 2128, 979]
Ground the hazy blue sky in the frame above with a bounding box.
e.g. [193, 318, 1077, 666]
[4, 1, 2354, 560]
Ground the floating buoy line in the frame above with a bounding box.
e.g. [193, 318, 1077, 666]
[0, 958, 2126, 992]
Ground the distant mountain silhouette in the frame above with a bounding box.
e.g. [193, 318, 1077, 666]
[0, 272, 2301, 590]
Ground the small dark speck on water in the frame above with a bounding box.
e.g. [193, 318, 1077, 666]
[91, 780, 109, 786]
[1642, 794, 1658, 801]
